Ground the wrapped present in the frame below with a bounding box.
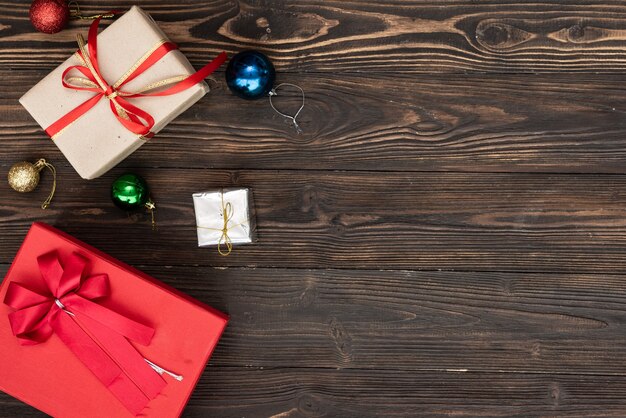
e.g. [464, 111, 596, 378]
[20, 6, 226, 179]
[0, 222, 228, 417]
[193, 188, 257, 255]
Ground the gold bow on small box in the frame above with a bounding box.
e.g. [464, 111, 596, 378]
[193, 189, 255, 256]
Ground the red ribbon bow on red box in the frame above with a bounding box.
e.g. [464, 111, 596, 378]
[4, 251, 167, 415]
[45, 15, 227, 139]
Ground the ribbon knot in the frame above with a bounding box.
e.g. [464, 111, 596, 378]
[218, 200, 234, 256]
[104, 86, 118, 99]
[196, 190, 246, 256]
[44, 15, 227, 141]
[54, 298, 66, 310]
[3, 251, 167, 415]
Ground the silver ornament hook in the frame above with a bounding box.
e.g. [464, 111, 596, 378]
[268, 83, 305, 134]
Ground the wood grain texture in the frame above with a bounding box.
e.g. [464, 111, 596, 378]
[0, 397, 46, 418]
[4, 71, 626, 174]
[3, 368, 626, 417]
[6, 1, 626, 73]
[4, 262, 626, 416]
[4, 0, 626, 415]
[3, 167, 626, 273]
[184, 369, 626, 417]
[4, 264, 623, 375]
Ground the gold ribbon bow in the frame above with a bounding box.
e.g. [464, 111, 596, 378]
[217, 197, 234, 256]
[197, 191, 237, 256]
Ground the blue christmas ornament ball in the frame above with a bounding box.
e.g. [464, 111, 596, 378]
[225, 50, 276, 100]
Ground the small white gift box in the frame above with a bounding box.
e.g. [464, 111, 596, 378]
[192, 189, 257, 254]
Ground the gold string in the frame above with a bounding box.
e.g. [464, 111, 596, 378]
[218, 194, 233, 256]
[196, 191, 239, 256]
[66, 76, 99, 88]
[66, 72, 187, 96]
[145, 199, 156, 231]
[72, 36, 180, 95]
[34, 159, 56, 209]
[76, 34, 108, 93]
[112, 40, 168, 89]
[76, 33, 132, 121]
[197, 219, 249, 254]
[68, 2, 116, 21]
[132, 75, 188, 94]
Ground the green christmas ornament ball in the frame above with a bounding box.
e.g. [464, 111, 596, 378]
[111, 173, 150, 211]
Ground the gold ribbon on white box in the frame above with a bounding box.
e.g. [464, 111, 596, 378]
[193, 189, 253, 256]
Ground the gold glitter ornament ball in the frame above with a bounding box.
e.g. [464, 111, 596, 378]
[8, 161, 40, 192]
[7, 159, 57, 209]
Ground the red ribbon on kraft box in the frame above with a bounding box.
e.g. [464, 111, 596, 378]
[4, 251, 167, 415]
[45, 15, 227, 139]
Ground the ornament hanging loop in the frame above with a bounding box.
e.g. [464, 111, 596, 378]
[269, 83, 305, 134]
[68, 2, 116, 20]
[33, 159, 56, 210]
[145, 199, 157, 231]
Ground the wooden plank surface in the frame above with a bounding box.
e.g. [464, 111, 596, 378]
[3, 264, 626, 415]
[6, 1, 626, 73]
[3, 0, 626, 416]
[1, 264, 623, 375]
[4, 71, 626, 174]
[4, 167, 626, 273]
[4, 368, 626, 417]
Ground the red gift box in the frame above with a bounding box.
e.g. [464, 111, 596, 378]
[0, 222, 228, 417]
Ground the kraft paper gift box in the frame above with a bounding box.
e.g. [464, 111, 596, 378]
[0, 223, 228, 418]
[193, 188, 257, 252]
[20, 6, 222, 180]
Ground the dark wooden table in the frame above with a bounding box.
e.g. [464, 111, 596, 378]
[3, 0, 626, 416]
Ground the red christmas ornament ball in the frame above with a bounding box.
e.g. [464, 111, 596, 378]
[29, 0, 70, 34]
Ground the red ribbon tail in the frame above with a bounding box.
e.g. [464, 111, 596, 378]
[65, 295, 155, 346]
[51, 310, 166, 415]
[163, 51, 227, 95]
[45, 93, 103, 138]
[132, 51, 228, 97]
